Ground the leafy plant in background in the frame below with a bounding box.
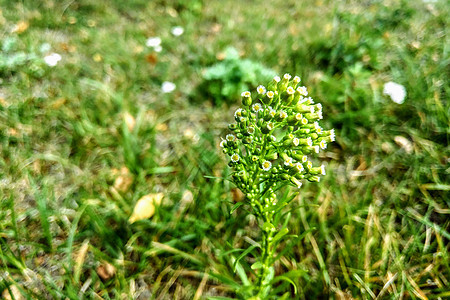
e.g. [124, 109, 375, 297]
[220, 74, 335, 299]
[202, 47, 276, 105]
[0, 36, 47, 78]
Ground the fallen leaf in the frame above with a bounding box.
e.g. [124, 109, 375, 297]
[145, 53, 158, 64]
[231, 188, 244, 202]
[394, 136, 413, 154]
[129, 193, 164, 223]
[156, 123, 168, 132]
[133, 45, 144, 54]
[96, 261, 116, 281]
[51, 98, 66, 109]
[12, 21, 29, 34]
[113, 167, 133, 193]
[2, 285, 24, 300]
[74, 240, 89, 282]
[123, 112, 136, 131]
[93, 53, 102, 62]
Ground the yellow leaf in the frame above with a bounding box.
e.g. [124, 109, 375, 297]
[129, 193, 163, 223]
[113, 167, 133, 193]
[12, 21, 29, 34]
[123, 112, 136, 131]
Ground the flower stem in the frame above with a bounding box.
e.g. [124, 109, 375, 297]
[256, 228, 274, 298]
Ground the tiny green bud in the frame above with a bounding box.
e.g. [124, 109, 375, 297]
[265, 152, 278, 160]
[268, 76, 280, 91]
[241, 91, 252, 106]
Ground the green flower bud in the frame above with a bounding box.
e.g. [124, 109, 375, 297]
[268, 76, 281, 91]
[229, 123, 237, 131]
[289, 176, 302, 188]
[262, 90, 275, 105]
[238, 170, 248, 181]
[242, 137, 252, 144]
[278, 73, 291, 92]
[307, 175, 321, 182]
[295, 104, 315, 114]
[261, 121, 274, 134]
[241, 91, 252, 106]
[265, 152, 278, 160]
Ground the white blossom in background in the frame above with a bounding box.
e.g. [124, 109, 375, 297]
[383, 81, 406, 104]
[39, 43, 51, 53]
[44, 53, 61, 67]
[153, 45, 162, 53]
[161, 81, 176, 93]
[146, 37, 162, 52]
[171, 26, 184, 36]
[146, 37, 161, 47]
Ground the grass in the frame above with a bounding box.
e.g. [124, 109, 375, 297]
[0, 0, 449, 299]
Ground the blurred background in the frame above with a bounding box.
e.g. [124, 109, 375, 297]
[0, 0, 448, 299]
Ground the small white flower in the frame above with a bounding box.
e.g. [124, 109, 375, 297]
[266, 91, 274, 99]
[301, 118, 308, 125]
[295, 113, 303, 121]
[273, 76, 281, 82]
[330, 129, 336, 142]
[247, 126, 255, 134]
[295, 162, 304, 172]
[241, 91, 251, 98]
[283, 73, 291, 80]
[44, 53, 61, 67]
[320, 140, 327, 149]
[269, 108, 276, 117]
[161, 81, 176, 93]
[297, 86, 308, 96]
[284, 156, 293, 166]
[154, 45, 162, 52]
[301, 155, 308, 163]
[220, 140, 226, 147]
[234, 108, 243, 118]
[279, 110, 287, 119]
[313, 145, 320, 153]
[383, 81, 406, 104]
[293, 138, 300, 146]
[320, 165, 326, 175]
[266, 122, 274, 131]
[226, 134, 235, 142]
[307, 137, 313, 147]
[288, 133, 294, 139]
[171, 26, 184, 37]
[257, 85, 266, 95]
[252, 103, 262, 112]
[306, 161, 312, 169]
[239, 117, 246, 122]
[231, 153, 240, 163]
[286, 86, 295, 95]
[262, 160, 272, 171]
[293, 76, 301, 84]
[317, 110, 323, 119]
[146, 37, 161, 48]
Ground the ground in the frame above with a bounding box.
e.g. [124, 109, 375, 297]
[0, 0, 448, 299]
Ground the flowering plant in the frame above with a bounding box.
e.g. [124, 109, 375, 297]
[221, 74, 335, 298]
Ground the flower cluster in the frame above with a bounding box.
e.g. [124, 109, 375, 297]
[221, 74, 335, 199]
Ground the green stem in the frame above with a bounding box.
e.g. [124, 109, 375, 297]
[256, 228, 274, 298]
